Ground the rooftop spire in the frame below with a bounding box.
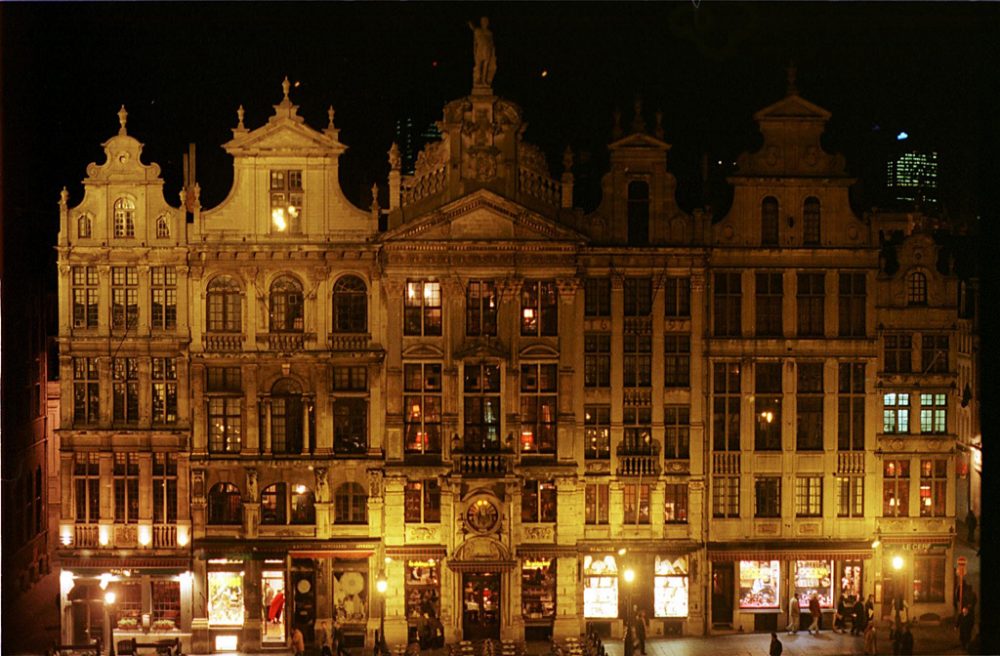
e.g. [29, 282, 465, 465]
[117, 105, 128, 135]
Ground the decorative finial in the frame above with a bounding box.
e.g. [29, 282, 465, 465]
[282, 76, 291, 101]
[786, 61, 798, 96]
[327, 106, 336, 129]
[370, 183, 381, 221]
[117, 105, 128, 135]
[612, 108, 623, 140]
[562, 146, 574, 173]
[59, 187, 69, 207]
[236, 105, 245, 130]
[654, 110, 664, 140]
[388, 142, 401, 171]
[631, 96, 646, 133]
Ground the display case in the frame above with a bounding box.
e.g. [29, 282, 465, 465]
[521, 559, 556, 621]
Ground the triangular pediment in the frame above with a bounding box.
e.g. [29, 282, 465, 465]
[754, 93, 832, 122]
[401, 343, 446, 359]
[224, 116, 346, 157]
[381, 189, 586, 243]
[608, 132, 671, 152]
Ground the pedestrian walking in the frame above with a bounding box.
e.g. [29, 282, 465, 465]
[852, 595, 867, 635]
[959, 605, 975, 649]
[863, 623, 877, 655]
[786, 594, 801, 634]
[292, 627, 305, 656]
[834, 594, 848, 633]
[808, 592, 822, 635]
[769, 632, 783, 656]
[892, 594, 909, 640]
[635, 608, 648, 656]
[900, 624, 914, 655]
[966, 508, 977, 543]
[865, 594, 876, 626]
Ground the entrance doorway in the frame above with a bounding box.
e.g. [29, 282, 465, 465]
[262, 569, 287, 644]
[462, 573, 500, 640]
[711, 563, 734, 626]
[292, 559, 317, 644]
[68, 584, 105, 645]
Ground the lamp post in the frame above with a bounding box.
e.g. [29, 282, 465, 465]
[376, 572, 388, 656]
[623, 567, 635, 656]
[104, 590, 117, 656]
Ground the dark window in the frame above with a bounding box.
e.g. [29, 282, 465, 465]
[761, 196, 779, 245]
[269, 276, 304, 332]
[921, 334, 949, 373]
[404, 363, 442, 455]
[838, 273, 866, 337]
[72, 266, 99, 328]
[796, 363, 824, 451]
[207, 276, 242, 332]
[884, 334, 913, 373]
[78, 214, 92, 239]
[803, 197, 821, 245]
[261, 483, 287, 525]
[713, 273, 742, 337]
[755, 363, 782, 451]
[463, 363, 501, 452]
[151, 267, 178, 330]
[332, 366, 368, 391]
[664, 483, 688, 523]
[152, 453, 178, 525]
[207, 482, 242, 525]
[908, 272, 927, 305]
[623, 483, 651, 524]
[333, 398, 368, 454]
[585, 483, 609, 525]
[624, 278, 652, 317]
[882, 460, 909, 516]
[796, 273, 825, 337]
[404, 280, 442, 336]
[584, 333, 611, 388]
[73, 357, 100, 425]
[624, 333, 652, 387]
[522, 480, 557, 523]
[520, 364, 558, 455]
[713, 476, 740, 518]
[332, 275, 368, 333]
[713, 362, 741, 451]
[664, 334, 690, 387]
[664, 278, 691, 318]
[270, 378, 305, 455]
[335, 482, 368, 524]
[291, 485, 316, 524]
[584, 278, 611, 317]
[404, 479, 441, 523]
[466, 280, 498, 336]
[913, 556, 945, 603]
[755, 273, 783, 337]
[623, 406, 653, 454]
[754, 477, 781, 517]
[112, 357, 139, 425]
[627, 181, 650, 246]
[838, 363, 866, 451]
[74, 453, 100, 523]
[664, 405, 690, 459]
[584, 406, 611, 460]
[111, 266, 139, 331]
[521, 280, 558, 336]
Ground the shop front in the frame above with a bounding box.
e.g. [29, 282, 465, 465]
[520, 558, 556, 640]
[877, 537, 953, 620]
[707, 543, 871, 634]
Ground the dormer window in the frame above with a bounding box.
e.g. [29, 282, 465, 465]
[761, 196, 779, 246]
[908, 272, 927, 305]
[78, 215, 92, 239]
[270, 169, 303, 234]
[114, 198, 136, 238]
[156, 215, 170, 239]
[627, 181, 650, 246]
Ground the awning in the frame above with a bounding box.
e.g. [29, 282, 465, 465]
[58, 556, 191, 571]
[579, 540, 702, 555]
[516, 545, 580, 559]
[707, 541, 872, 562]
[386, 545, 448, 559]
[193, 537, 379, 560]
[447, 559, 518, 572]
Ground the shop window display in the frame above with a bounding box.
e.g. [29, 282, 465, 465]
[794, 560, 833, 608]
[333, 568, 368, 624]
[738, 560, 780, 609]
[583, 555, 619, 618]
[262, 569, 286, 643]
[208, 570, 245, 626]
[654, 556, 689, 618]
[405, 560, 441, 621]
[521, 559, 556, 620]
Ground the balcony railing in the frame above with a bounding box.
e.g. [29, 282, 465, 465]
[617, 440, 660, 477]
[203, 333, 244, 352]
[713, 452, 741, 474]
[328, 333, 371, 352]
[837, 451, 865, 474]
[258, 332, 310, 352]
[74, 524, 99, 548]
[454, 453, 513, 477]
[153, 524, 177, 548]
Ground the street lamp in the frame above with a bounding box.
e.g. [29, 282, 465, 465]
[623, 568, 635, 656]
[104, 590, 117, 656]
[891, 555, 904, 571]
[376, 572, 388, 656]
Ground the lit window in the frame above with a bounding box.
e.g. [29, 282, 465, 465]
[152, 357, 178, 424]
[78, 215, 92, 239]
[919, 393, 947, 434]
[882, 460, 910, 517]
[918, 459, 946, 517]
[151, 267, 177, 330]
[584, 406, 610, 460]
[520, 363, 557, 455]
[113, 198, 135, 238]
[404, 363, 442, 455]
[404, 480, 441, 523]
[404, 280, 442, 336]
[664, 484, 688, 524]
[521, 480, 557, 523]
[270, 170, 303, 234]
[883, 393, 910, 434]
[521, 280, 558, 336]
[463, 363, 501, 452]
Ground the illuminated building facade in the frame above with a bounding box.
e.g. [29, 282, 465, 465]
[886, 149, 938, 205]
[54, 71, 968, 652]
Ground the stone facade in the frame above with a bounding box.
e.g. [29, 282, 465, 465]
[54, 72, 972, 652]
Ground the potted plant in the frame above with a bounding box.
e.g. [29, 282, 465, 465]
[152, 618, 177, 632]
[117, 617, 139, 631]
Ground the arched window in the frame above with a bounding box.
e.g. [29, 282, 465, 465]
[332, 276, 368, 333]
[291, 485, 316, 525]
[156, 216, 170, 239]
[207, 483, 242, 525]
[261, 483, 286, 525]
[761, 196, 779, 245]
[260, 483, 316, 525]
[269, 276, 304, 332]
[335, 482, 367, 524]
[78, 215, 92, 239]
[113, 198, 136, 238]
[627, 181, 650, 246]
[908, 272, 928, 305]
[206, 276, 242, 332]
[803, 197, 820, 245]
[270, 378, 305, 455]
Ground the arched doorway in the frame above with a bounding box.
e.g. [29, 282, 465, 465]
[68, 582, 105, 645]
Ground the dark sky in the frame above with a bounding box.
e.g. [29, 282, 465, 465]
[2, 2, 997, 286]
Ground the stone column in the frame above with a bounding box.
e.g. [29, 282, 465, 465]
[610, 275, 625, 474]
[383, 278, 405, 461]
[190, 364, 206, 455]
[557, 279, 580, 462]
[244, 364, 259, 455]
[689, 272, 707, 494]
[138, 264, 151, 338]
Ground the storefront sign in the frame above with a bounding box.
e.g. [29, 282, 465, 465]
[738, 560, 780, 609]
[794, 560, 833, 608]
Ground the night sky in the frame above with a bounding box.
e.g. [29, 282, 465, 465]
[2, 2, 997, 289]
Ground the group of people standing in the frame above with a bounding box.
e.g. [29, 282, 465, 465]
[782, 591, 881, 654]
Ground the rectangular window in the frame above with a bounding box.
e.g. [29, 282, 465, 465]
[623, 483, 651, 525]
[521, 280, 558, 336]
[584, 405, 611, 460]
[713, 362, 741, 451]
[623, 406, 653, 453]
[883, 393, 910, 434]
[72, 266, 99, 328]
[404, 363, 442, 455]
[153, 453, 178, 524]
[113, 453, 139, 524]
[836, 475, 864, 518]
[713, 476, 740, 518]
[207, 367, 242, 454]
[838, 273, 866, 337]
[522, 480, 558, 523]
[664, 278, 691, 318]
[584, 278, 611, 317]
[664, 483, 688, 523]
[585, 483, 609, 525]
[404, 479, 441, 523]
[151, 267, 177, 330]
[919, 459, 947, 517]
[664, 405, 690, 459]
[208, 570, 245, 626]
[463, 363, 501, 452]
[74, 453, 100, 523]
[838, 363, 865, 451]
[520, 364, 557, 455]
[151, 580, 181, 624]
[755, 363, 782, 451]
[114, 581, 142, 621]
[624, 333, 652, 387]
[919, 393, 947, 434]
[73, 357, 100, 424]
[584, 332, 611, 388]
[714, 272, 742, 337]
[921, 335, 949, 373]
[111, 266, 139, 331]
[755, 477, 781, 518]
[664, 334, 690, 387]
[624, 278, 652, 317]
[152, 357, 178, 424]
[404, 281, 442, 336]
[796, 363, 824, 451]
[882, 460, 910, 516]
[113, 357, 139, 425]
[884, 334, 913, 373]
[755, 273, 783, 337]
[270, 169, 303, 234]
[795, 476, 823, 517]
[466, 280, 497, 336]
[332, 366, 368, 391]
[333, 398, 368, 454]
[913, 556, 945, 603]
[796, 273, 825, 336]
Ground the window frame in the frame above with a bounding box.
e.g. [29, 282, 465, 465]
[269, 276, 304, 333]
[112, 357, 140, 425]
[883, 392, 910, 434]
[584, 278, 611, 317]
[754, 476, 782, 518]
[111, 266, 139, 331]
[884, 334, 913, 373]
[207, 482, 243, 525]
[462, 363, 501, 452]
[521, 480, 558, 523]
[802, 197, 821, 245]
[113, 453, 140, 524]
[754, 363, 783, 451]
[404, 479, 441, 523]
[113, 197, 136, 239]
[206, 276, 243, 333]
[404, 280, 442, 336]
[332, 275, 368, 334]
[882, 459, 910, 517]
[664, 334, 690, 388]
[520, 280, 558, 337]
[623, 483, 651, 525]
[837, 363, 866, 451]
[713, 475, 740, 518]
[664, 277, 691, 318]
[585, 483, 610, 525]
[664, 483, 689, 524]
[761, 196, 779, 246]
[73, 357, 100, 425]
[334, 482, 368, 525]
[74, 453, 100, 524]
[663, 405, 690, 459]
[519, 363, 558, 455]
[713, 272, 742, 337]
[404, 363, 443, 456]
[152, 357, 178, 425]
[919, 393, 947, 434]
[794, 476, 823, 517]
[838, 273, 867, 337]
[72, 266, 99, 329]
[713, 362, 741, 452]
[907, 272, 928, 306]
[207, 367, 242, 455]
[152, 453, 178, 525]
[584, 332, 611, 388]
[796, 362, 824, 451]
[465, 280, 498, 337]
[836, 475, 864, 518]
[796, 272, 825, 337]
[150, 266, 178, 331]
[918, 459, 947, 517]
[755, 272, 784, 337]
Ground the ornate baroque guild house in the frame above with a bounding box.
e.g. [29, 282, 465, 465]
[55, 32, 969, 653]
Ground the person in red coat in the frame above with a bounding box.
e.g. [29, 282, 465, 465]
[268, 590, 285, 623]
